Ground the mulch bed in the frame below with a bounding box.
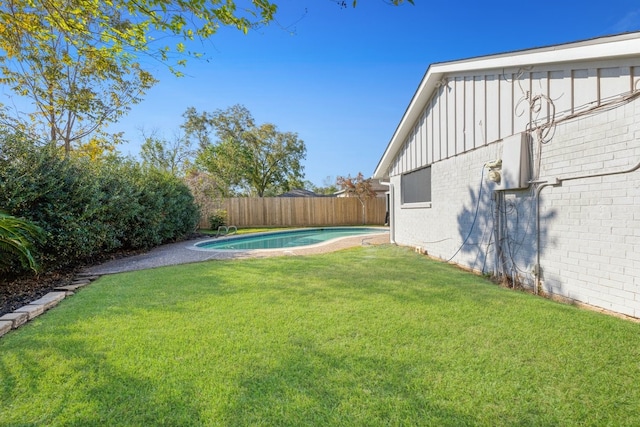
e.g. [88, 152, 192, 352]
[0, 269, 79, 317]
[0, 248, 146, 317]
[0, 234, 209, 318]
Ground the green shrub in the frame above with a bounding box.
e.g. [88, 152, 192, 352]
[209, 209, 227, 230]
[125, 169, 199, 248]
[0, 140, 103, 269]
[0, 133, 199, 276]
[92, 158, 145, 251]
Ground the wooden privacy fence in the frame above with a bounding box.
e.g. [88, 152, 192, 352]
[199, 197, 387, 228]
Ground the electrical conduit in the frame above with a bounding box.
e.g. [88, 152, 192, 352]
[534, 159, 640, 295]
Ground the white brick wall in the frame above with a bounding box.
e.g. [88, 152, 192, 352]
[391, 96, 640, 318]
[391, 144, 503, 274]
[537, 97, 640, 317]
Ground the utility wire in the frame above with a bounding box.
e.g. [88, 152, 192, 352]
[448, 166, 485, 262]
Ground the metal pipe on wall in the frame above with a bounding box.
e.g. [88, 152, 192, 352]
[378, 181, 395, 244]
[534, 159, 640, 295]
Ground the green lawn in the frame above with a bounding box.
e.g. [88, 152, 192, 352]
[1, 245, 639, 426]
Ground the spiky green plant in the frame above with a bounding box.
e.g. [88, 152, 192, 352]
[0, 210, 45, 273]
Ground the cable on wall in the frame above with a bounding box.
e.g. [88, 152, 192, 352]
[501, 190, 536, 278]
[447, 166, 485, 263]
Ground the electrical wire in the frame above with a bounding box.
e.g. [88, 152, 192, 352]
[474, 209, 494, 273]
[481, 222, 494, 274]
[447, 166, 484, 262]
[502, 82, 640, 282]
[421, 237, 453, 244]
[501, 197, 532, 276]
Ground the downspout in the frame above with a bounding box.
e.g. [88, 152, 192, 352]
[534, 159, 640, 295]
[379, 181, 395, 244]
[533, 179, 559, 295]
[493, 191, 505, 280]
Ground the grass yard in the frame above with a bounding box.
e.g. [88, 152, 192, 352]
[1, 245, 639, 426]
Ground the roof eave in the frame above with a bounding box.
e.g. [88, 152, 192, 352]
[373, 32, 640, 180]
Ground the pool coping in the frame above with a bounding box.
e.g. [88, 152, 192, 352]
[190, 227, 389, 253]
[81, 228, 390, 275]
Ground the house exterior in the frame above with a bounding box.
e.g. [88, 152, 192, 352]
[373, 32, 640, 318]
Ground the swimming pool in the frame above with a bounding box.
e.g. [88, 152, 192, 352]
[194, 227, 388, 250]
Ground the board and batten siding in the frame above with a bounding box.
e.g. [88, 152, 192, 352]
[389, 59, 640, 177]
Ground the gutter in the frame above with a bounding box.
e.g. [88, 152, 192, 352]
[378, 180, 395, 244]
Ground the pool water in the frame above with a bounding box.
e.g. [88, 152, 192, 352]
[195, 227, 387, 250]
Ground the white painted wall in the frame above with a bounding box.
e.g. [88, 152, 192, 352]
[390, 143, 502, 274]
[388, 57, 640, 318]
[536, 96, 640, 317]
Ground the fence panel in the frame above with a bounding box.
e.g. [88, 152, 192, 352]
[199, 197, 387, 228]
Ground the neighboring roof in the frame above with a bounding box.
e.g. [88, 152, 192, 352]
[373, 32, 640, 179]
[277, 188, 328, 197]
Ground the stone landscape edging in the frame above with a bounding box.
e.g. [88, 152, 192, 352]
[0, 273, 101, 338]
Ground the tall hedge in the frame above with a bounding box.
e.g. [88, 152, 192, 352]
[0, 134, 199, 276]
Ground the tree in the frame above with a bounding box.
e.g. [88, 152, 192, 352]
[0, 0, 277, 153]
[308, 176, 338, 195]
[185, 105, 306, 197]
[182, 105, 255, 196]
[183, 169, 223, 221]
[140, 130, 195, 176]
[0, 1, 410, 153]
[0, 1, 278, 73]
[72, 138, 119, 162]
[183, 105, 256, 149]
[247, 122, 306, 197]
[195, 138, 248, 197]
[0, 210, 45, 274]
[0, 29, 156, 154]
[336, 0, 414, 7]
[336, 172, 377, 224]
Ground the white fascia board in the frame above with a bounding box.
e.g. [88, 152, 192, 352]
[373, 68, 442, 179]
[437, 33, 640, 72]
[373, 32, 640, 180]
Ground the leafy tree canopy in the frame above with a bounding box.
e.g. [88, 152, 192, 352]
[140, 130, 195, 176]
[0, 0, 277, 153]
[337, 172, 377, 200]
[0, 0, 278, 71]
[0, 1, 412, 154]
[336, 0, 414, 7]
[337, 172, 377, 223]
[184, 105, 306, 197]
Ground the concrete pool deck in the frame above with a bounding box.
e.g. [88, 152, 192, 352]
[82, 231, 390, 275]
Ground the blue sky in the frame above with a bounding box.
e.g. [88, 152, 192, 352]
[114, 0, 640, 187]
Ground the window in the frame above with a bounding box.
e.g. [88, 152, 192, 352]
[401, 166, 431, 205]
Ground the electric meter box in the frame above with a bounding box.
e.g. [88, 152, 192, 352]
[498, 132, 531, 190]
